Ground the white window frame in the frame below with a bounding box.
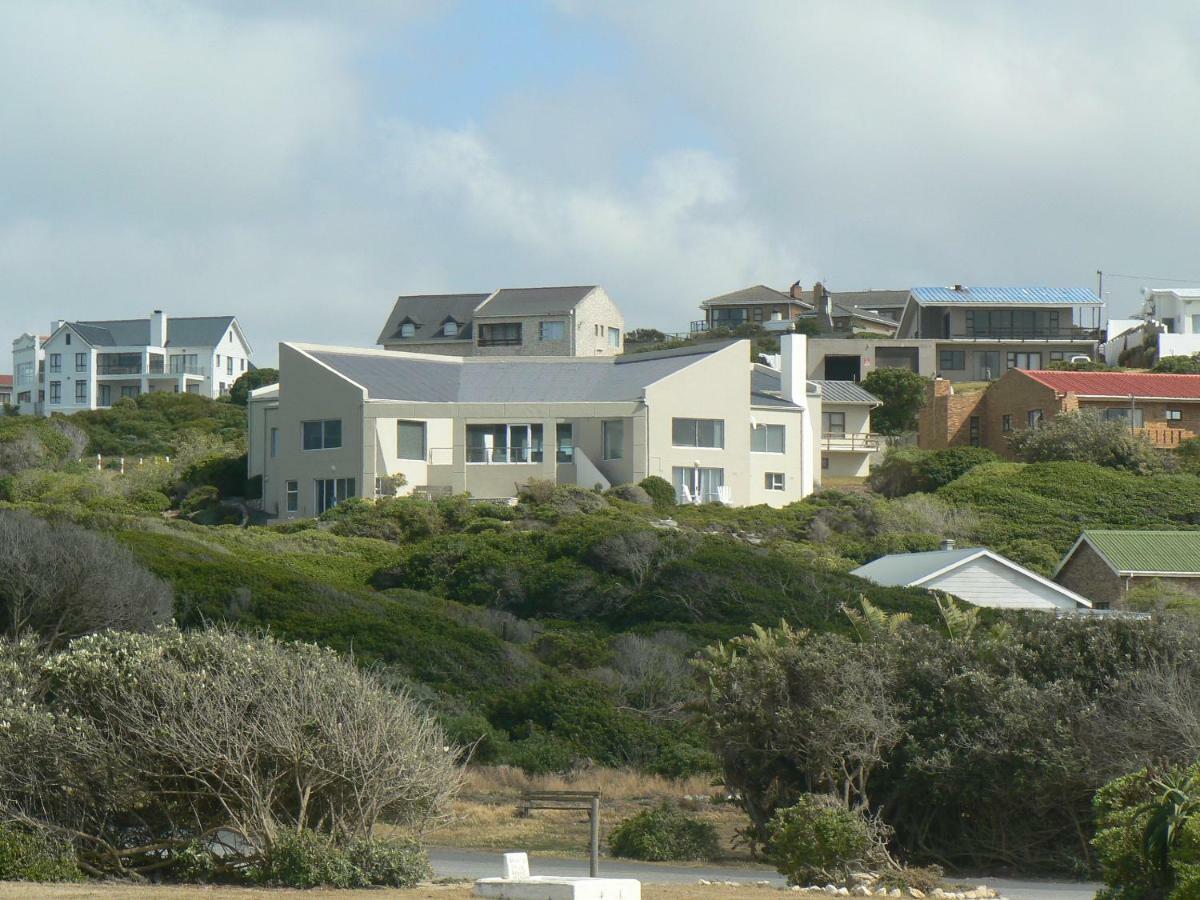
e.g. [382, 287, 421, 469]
[538, 320, 566, 341]
[751, 423, 786, 453]
[765, 472, 785, 491]
[602, 420, 624, 460]
[397, 420, 427, 461]
[285, 480, 299, 512]
[672, 417, 724, 449]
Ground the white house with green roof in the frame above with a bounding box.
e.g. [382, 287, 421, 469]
[1054, 530, 1200, 609]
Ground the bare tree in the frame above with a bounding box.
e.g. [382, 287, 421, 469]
[0, 509, 173, 648]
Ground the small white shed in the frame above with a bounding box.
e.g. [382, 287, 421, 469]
[851, 544, 1092, 611]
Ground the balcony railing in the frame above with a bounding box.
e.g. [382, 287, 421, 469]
[477, 337, 523, 347]
[1134, 426, 1195, 449]
[947, 327, 1102, 341]
[822, 432, 883, 452]
[97, 364, 142, 375]
[426, 446, 575, 465]
[164, 366, 207, 376]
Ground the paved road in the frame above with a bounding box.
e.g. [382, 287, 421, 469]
[428, 848, 1099, 899]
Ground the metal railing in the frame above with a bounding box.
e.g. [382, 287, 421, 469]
[822, 432, 883, 452]
[948, 327, 1102, 341]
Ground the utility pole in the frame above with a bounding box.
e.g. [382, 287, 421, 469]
[1097, 270, 1103, 298]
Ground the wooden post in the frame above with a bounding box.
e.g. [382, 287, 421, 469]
[589, 795, 600, 877]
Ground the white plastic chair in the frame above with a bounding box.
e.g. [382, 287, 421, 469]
[716, 485, 732, 505]
[680, 484, 695, 504]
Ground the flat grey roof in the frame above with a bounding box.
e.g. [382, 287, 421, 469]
[307, 345, 721, 404]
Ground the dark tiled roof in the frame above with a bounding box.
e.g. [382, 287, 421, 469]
[376, 293, 487, 345]
[476, 286, 598, 317]
[67, 316, 235, 348]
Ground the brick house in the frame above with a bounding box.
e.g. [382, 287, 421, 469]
[1054, 530, 1200, 609]
[919, 369, 1200, 453]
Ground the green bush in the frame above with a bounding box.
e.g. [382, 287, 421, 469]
[131, 488, 172, 512]
[1153, 354, 1200, 374]
[640, 475, 677, 508]
[769, 795, 878, 886]
[607, 483, 653, 506]
[861, 368, 929, 436]
[180, 452, 248, 498]
[255, 831, 359, 888]
[1009, 411, 1161, 474]
[0, 824, 83, 882]
[608, 802, 720, 861]
[870, 447, 998, 497]
[180, 484, 220, 516]
[345, 838, 431, 887]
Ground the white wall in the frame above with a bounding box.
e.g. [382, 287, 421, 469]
[927, 555, 1076, 611]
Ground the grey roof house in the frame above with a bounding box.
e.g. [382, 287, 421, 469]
[377, 285, 625, 358]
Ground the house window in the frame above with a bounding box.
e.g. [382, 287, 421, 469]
[765, 472, 785, 491]
[466, 424, 543, 463]
[1167, 409, 1183, 423]
[48, 353, 61, 373]
[822, 411, 846, 436]
[1027, 409, 1043, 428]
[672, 417, 724, 448]
[478, 323, 522, 347]
[121, 386, 139, 399]
[170, 354, 199, 374]
[821, 455, 830, 470]
[75, 352, 87, 372]
[240, 359, 246, 371]
[1104, 407, 1144, 427]
[269, 427, 279, 458]
[1007, 351, 1043, 370]
[75, 381, 87, 404]
[16, 363, 33, 384]
[1049, 351, 1065, 362]
[99, 385, 111, 407]
[939, 350, 965, 371]
[302, 419, 342, 450]
[286, 480, 298, 512]
[539, 321, 565, 341]
[397, 420, 427, 460]
[216, 354, 221, 365]
[314, 478, 355, 514]
[65, 333, 71, 346]
[751, 423, 786, 452]
[608, 327, 621, 348]
[602, 420, 624, 460]
[227, 357, 234, 376]
[969, 415, 980, 447]
[1163, 317, 1177, 333]
[1002, 414, 1012, 433]
[443, 320, 458, 337]
[556, 423, 574, 462]
[49, 381, 61, 404]
[671, 466, 724, 503]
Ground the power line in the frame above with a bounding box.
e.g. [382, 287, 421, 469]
[1101, 271, 1200, 284]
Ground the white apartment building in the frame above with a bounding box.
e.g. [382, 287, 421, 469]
[1103, 288, 1200, 366]
[248, 335, 821, 518]
[14, 311, 252, 415]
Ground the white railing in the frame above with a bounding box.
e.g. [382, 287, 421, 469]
[822, 432, 882, 452]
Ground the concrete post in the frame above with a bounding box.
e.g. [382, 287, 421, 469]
[589, 796, 600, 877]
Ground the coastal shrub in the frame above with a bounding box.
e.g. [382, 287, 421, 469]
[606, 483, 653, 506]
[179, 484, 220, 517]
[769, 795, 879, 885]
[639, 475, 677, 508]
[252, 832, 430, 888]
[0, 824, 83, 882]
[860, 368, 929, 436]
[1009, 410, 1161, 473]
[869, 447, 998, 497]
[608, 802, 720, 861]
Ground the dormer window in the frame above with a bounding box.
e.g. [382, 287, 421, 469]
[443, 320, 458, 337]
[400, 322, 416, 338]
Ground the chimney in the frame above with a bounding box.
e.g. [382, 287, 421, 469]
[953, 284, 965, 292]
[780, 333, 808, 405]
[51, 319, 64, 333]
[790, 281, 805, 300]
[941, 539, 956, 551]
[813, 282, 834, 331]
[150, 310, 167, 347]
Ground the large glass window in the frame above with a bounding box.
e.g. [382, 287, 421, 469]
[75, 352, 88, 372]
[1027, 409, 1043, 428]
[751, 423, 786, 452]
[1104, 407, 1144, 427]
[672, 418, 724, 448]
[1007, 351, 1043, 370]
[49, 381, 61, 404]
[120, 386, 139, 399]
[466, 424, 543, 463]
[939, 350, 965, 371]
[170, 354, 199, 374]
[302, 419, 342, 450]
[556, 423, 574, 462]
[539, 321, 565, 341]
[15, 363, 33, 384]
[608, 327, 621, 348]
[99, 384, 111, 407]
[822, 411, 846, 435]
[671, 466, 724, 503]
[478, 323, 522, 347]
[397, 421, 427, 460]
[314, 478, 355, 514]
[48, 353, 61, 374]
[602, 420, 624, 460]
[74, 381, 87, 404]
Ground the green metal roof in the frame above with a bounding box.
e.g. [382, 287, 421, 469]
[1083, 530, 1200, 575]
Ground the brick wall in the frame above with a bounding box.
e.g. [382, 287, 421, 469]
[1077, 399, 1200, 446]
[917, 378, 986, 450]
[1055, 541, 1121, 608]
[974, 369, 1068, 457]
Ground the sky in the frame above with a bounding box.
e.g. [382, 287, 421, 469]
[3, 0, 1200, 366]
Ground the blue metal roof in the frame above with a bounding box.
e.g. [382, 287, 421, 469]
[910, 286, 1102, 305]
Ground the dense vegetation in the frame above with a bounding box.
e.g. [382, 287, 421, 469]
[3, 393, 1200, 882]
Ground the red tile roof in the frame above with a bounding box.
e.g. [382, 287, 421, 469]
[1023, 370, 1200, 399]
[0, 375, 11, 388]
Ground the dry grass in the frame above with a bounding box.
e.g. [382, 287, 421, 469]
[423, 766, 752, 863]
[0, 884, 813, 900]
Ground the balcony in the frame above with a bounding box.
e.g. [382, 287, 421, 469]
[946, 326, 1102, 342]
[822, 432, 883, 452]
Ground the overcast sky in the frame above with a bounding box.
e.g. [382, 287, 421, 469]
[3, 1, 1199, 365]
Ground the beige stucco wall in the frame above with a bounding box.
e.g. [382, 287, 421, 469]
[473, 287, 625, 357]
[818, 402, 874, 479]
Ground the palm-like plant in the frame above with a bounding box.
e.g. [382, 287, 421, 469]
[1142, 768, 1200, 880]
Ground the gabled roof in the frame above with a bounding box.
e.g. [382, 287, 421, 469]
[701, 285, 812, 309]
[810, 380, 881, 405]
[1057, 530, 1200, 577]
[62, 316, 236, 348]
[375, 293, 487, 345]
[748, 366, 807, 409]
[852, 546, 1092, 608]
[909, 286, 1102, 306]
[1021, 370, 1200, 400]
[475, 286, 597, 317]
[300, 340, 741, 405]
